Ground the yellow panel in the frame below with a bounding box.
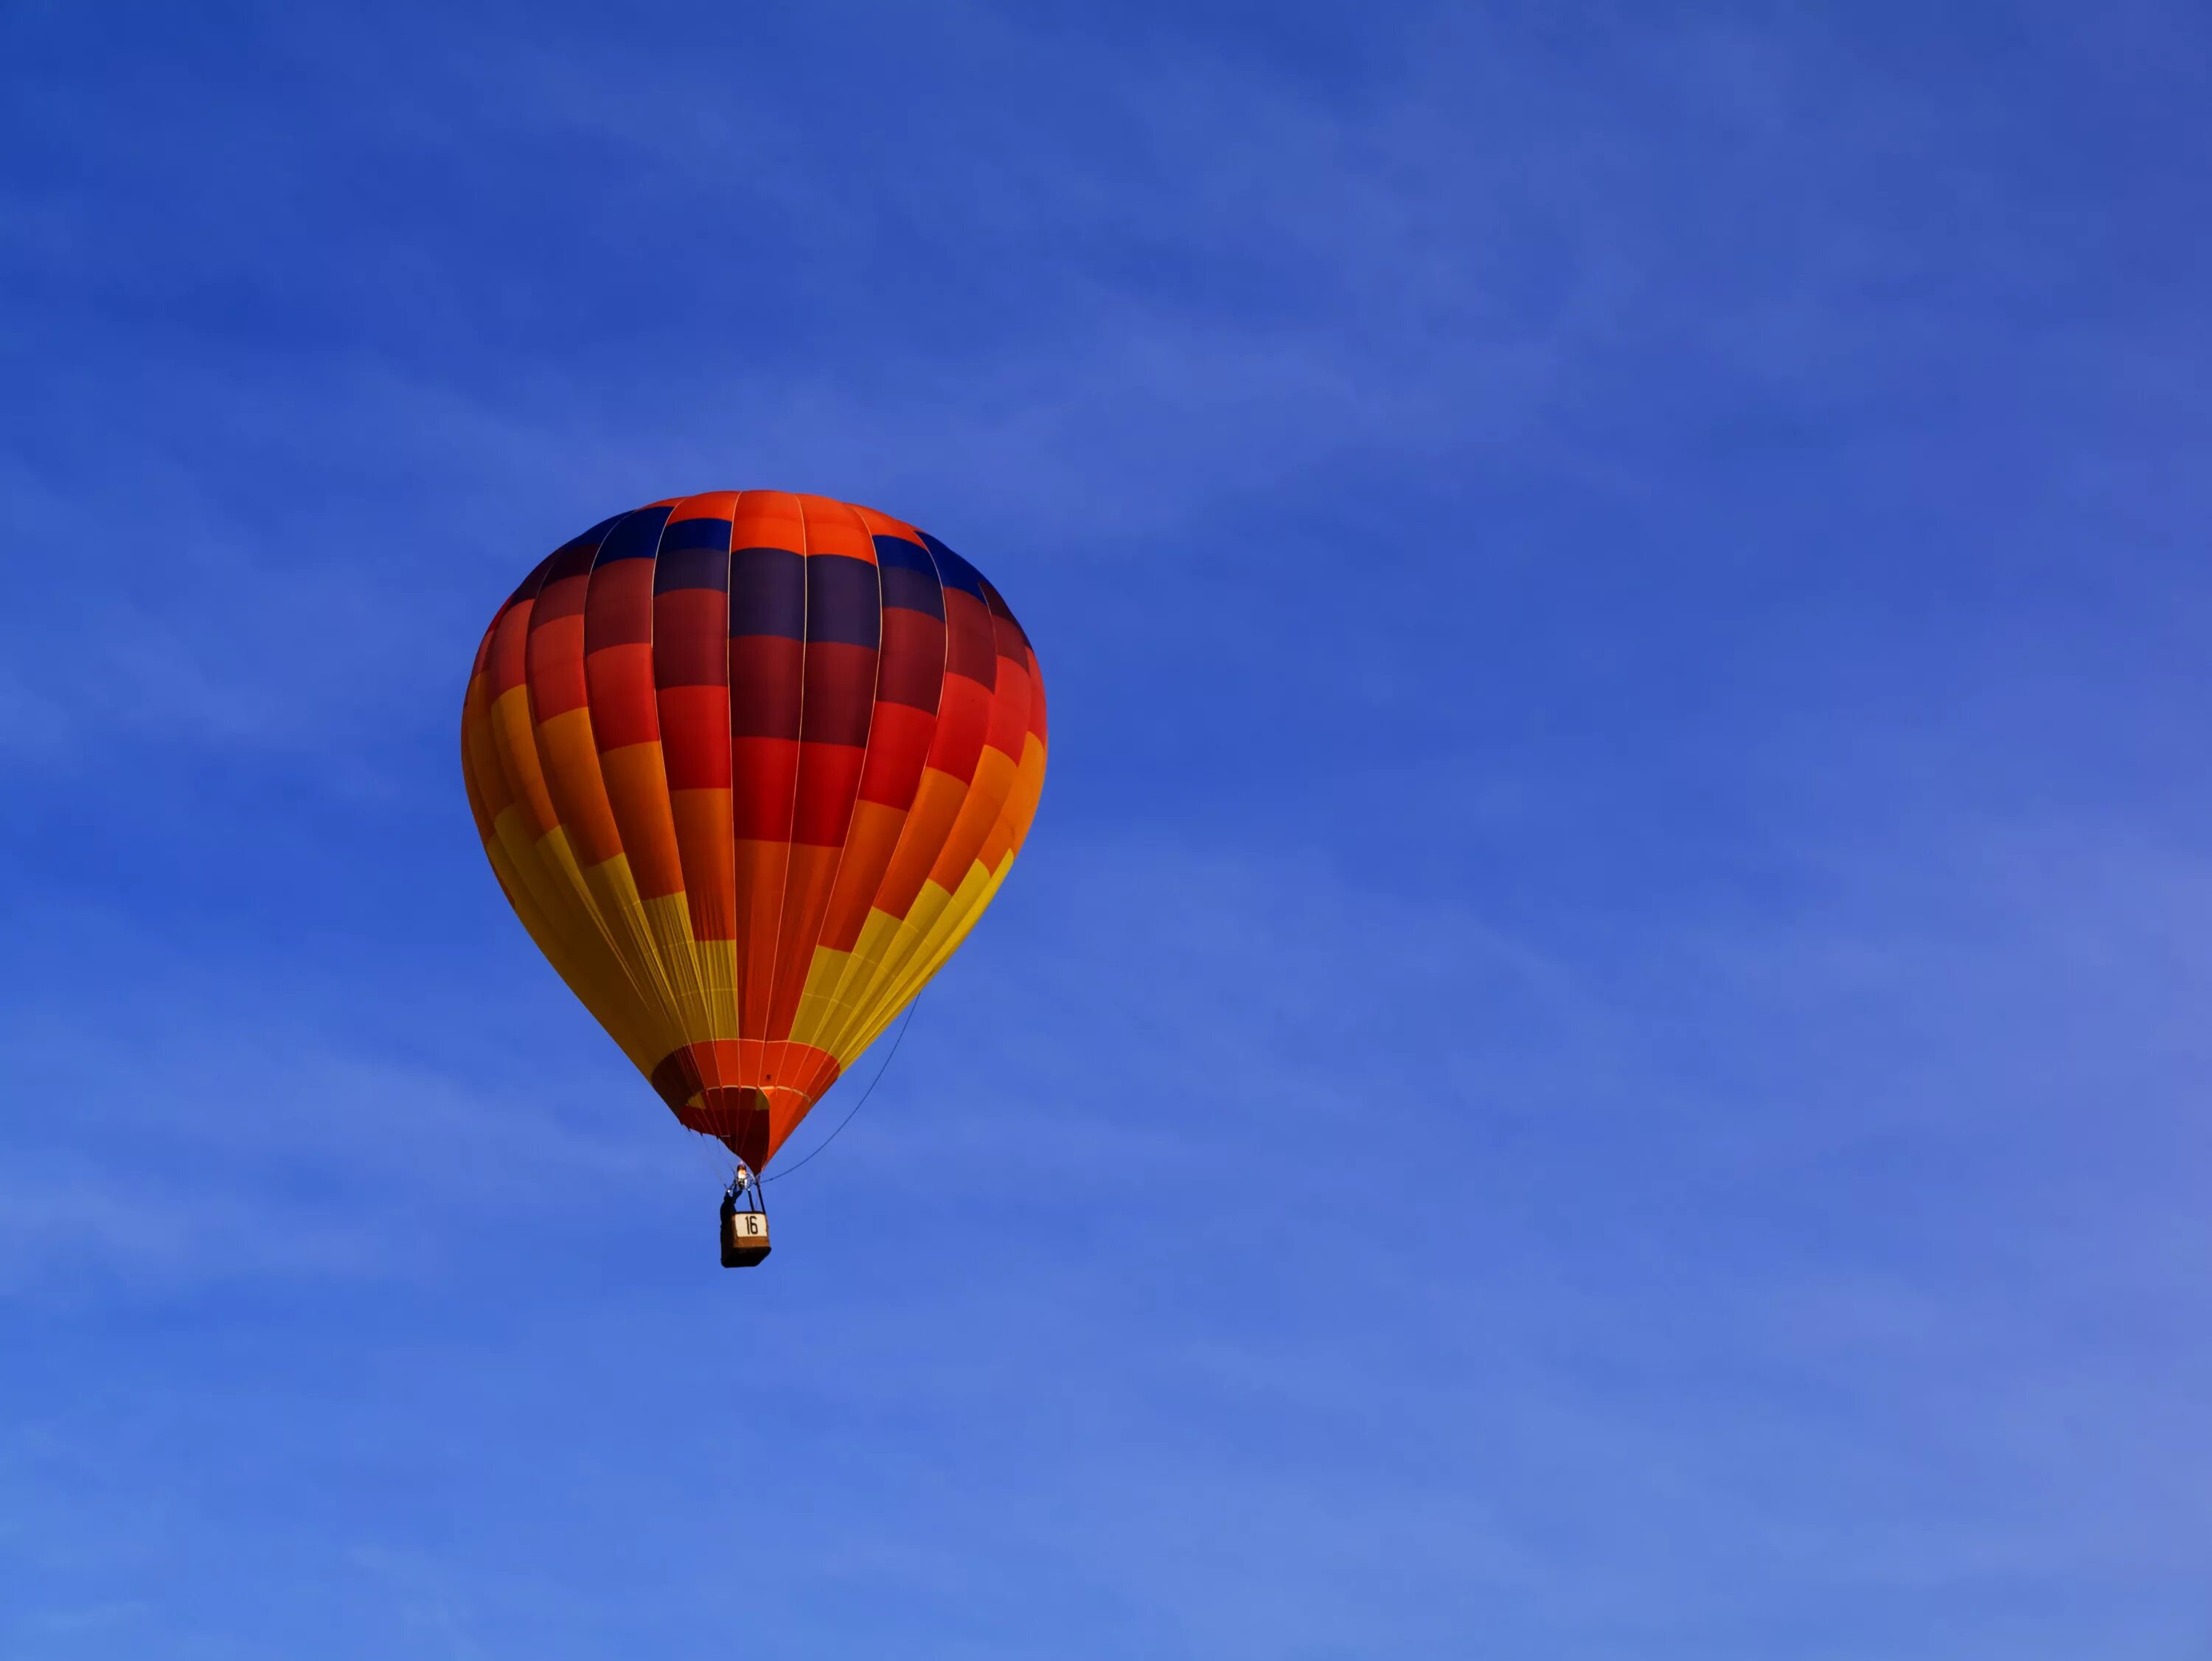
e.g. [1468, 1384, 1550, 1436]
[863, 856, 998, 1048]
[828, 747, 1021, 1042]
[785, 942, 856, 1052]
[924, 747, 1018, 890]
[845, 863, 1009, 1062]
[535, 706, 626, 863]
[490, 805, 600, 963]
[488, 685, 560, 837]
[835, 734, 1047, 1062]
[900, 734, 1044, 996]
[692, 934, 740, 1043]
[560, 847, 695, 1046]
[1000, 732, 1048, 860]
[491, 808, 672, 1067]
[817, 879, 956, 1063]
[807, 906, 905, 1048]
[639, 888, 715, 1047]
[484, 688, 650, 1005]
[483, 838, 661, 1073]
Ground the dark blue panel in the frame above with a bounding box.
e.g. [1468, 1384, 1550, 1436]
[980, 578, 1033, 652]
[874, 536, 945, 619]
[654, 543, 731, 593]
[873, 534, 936, 578]
[879, 563, 944, 620]
[661, 515, 734, 554]
[503, 552, 556, 610]
[592, 504, 672, 565]
[728, 546, 805, 638]
[919, 533, 987, 599]
[807, 554, 881, 650]
[544, 537, 599, 584]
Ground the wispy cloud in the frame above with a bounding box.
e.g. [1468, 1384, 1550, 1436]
[7, 0, 2212, 1654]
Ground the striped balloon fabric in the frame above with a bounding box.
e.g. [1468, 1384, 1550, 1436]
[461, 492, 1048, 1170]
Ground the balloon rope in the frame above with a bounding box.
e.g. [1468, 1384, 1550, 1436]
[763, 1000, 920, 1183]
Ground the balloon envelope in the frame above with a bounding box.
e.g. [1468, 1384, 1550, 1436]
[461, 492, 1047, 1169]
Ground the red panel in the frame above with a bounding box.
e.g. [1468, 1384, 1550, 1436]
[928, 673, 992, 786]
[730, 635, 804, 739]
[584, 557, 655, 652]
[942, 589, 998, 688]
[729, 737, 800, 840]
[585, 643, 659, 751]
[653, 587, 728, 687]
[799, 640, 877, 748]
[981, 651, 1030, 762]
[790, 742, 867, 846]
[526, 613, 588, 718]
[855, 700, 936, 809]
[532, 569, 588, 624]
[490, 599, 535, 697]
[875, 607, 945, 711]
[658, 684, 731, 790]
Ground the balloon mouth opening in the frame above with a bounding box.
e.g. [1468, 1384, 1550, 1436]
[649, 1042, 845, 1171]
[672, 1087, 773, 1167]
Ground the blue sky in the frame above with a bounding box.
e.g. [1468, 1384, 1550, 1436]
[4, 0, 2211, 1654]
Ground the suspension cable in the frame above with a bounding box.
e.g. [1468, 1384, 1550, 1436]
[763, 1000, 921, 1183]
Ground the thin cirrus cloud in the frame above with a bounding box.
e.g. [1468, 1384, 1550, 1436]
[6, 0, 2212, 1657]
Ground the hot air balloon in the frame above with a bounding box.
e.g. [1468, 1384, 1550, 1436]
[459, 492, 1047, 1264]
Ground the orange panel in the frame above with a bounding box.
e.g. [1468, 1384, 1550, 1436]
[536, 708, 624, 867]
[819, 798, 907, 953]
[876, 767, 967, 923]
[599, 742, 685, 901]
[765, 841, 844, 1045]
[732, 835, 791, 1040]
[669, 786, 735, 941]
